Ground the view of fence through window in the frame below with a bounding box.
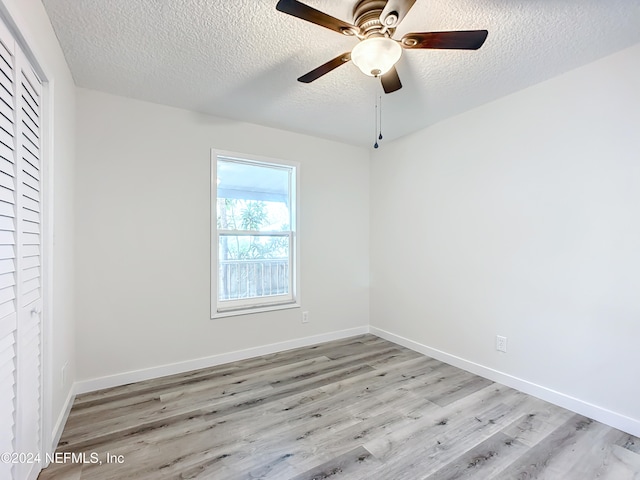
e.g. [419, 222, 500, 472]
[216, 157, 294, 305]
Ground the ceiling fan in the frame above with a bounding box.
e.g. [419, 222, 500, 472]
[276, 0, 488, 93]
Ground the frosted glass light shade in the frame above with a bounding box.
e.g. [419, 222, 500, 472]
[351, 37, 402, 77]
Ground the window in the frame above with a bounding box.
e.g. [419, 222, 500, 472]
[211, 151, 299, 317]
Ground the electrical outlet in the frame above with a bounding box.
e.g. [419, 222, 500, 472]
[302, 311, 309, 324]
[496, 335, 507, 353]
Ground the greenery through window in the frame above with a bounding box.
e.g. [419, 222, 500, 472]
[217, 199, 290, 261]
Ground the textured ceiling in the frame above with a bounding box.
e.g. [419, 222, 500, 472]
[42, 0, 640, 147]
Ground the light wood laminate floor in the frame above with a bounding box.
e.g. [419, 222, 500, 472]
[39, 335, 640, 479]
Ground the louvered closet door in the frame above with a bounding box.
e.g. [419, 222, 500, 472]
[0, 19, 19, 480]
[0, 15, 43, 480]
[15, 37, 43, 480]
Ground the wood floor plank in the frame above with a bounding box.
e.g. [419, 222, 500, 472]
[563, 428, 640, 479]
[360, 394, 537, 479]
[365, 346, 424, 368]
[500, 403, 574, 447]
[423, 431, 528, 480]
[38, 335, 640, 480]
[491, 414, 612, 479]
[425, 374, 494, 407]
[288, 446, 381, 480]
[617, 434, 640, 454]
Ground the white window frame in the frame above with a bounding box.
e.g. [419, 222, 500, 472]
[211, 149, 300, 318]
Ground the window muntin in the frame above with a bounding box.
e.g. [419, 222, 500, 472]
[212, 153, 298, 315]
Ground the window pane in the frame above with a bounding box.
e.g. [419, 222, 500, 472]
[217, 159, 291, 232]
[218, 234, 290, 301]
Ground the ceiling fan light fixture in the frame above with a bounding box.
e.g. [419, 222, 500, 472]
[351, 37, 402, 77]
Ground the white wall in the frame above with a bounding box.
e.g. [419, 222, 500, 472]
[75, 88, 370, 384]
[1, 0, 76, 448]
[371, 44, 640, 434]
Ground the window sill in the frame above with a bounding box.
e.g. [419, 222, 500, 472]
[212, 302, 300, 319]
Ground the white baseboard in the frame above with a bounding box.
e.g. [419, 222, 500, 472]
[40, 385, 76, 470]
[370, 326, 640, 438]
[74, 326, 370, 395]
[51, 386, 76, 448]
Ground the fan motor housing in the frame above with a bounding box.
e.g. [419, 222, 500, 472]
[353, 0, 396, 37]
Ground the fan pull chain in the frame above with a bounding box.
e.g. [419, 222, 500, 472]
[379, 95, 383, 141]
[374, 95, 384, 149]
[374, 96, 379, 149]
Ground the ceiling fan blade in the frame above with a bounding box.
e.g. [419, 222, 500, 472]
[380, 0, 417, 28]
[298, 53, 351, 83]
[380, 66, 402, 94]
[276, 0, 359, 36]
[401, 30, 488, 50]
